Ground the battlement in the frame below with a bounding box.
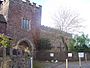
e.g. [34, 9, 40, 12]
[41, 25, 72, 37]
[21, 0, 42, 9]
[2, 0, 42, 10]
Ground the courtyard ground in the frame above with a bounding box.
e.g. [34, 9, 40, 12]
[40, 60, 90, 68]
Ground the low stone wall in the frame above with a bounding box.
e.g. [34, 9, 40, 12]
[68, 52, 90, 61]
[36, 51, 90, 62]
[36, 51, 67, 61]
[0, 56, 32, 68]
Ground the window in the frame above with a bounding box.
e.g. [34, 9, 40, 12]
[6, 47, 10, 56]
[13, 49, 17, 55]
[21, 18, 31, 31]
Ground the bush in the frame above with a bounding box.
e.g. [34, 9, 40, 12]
[38, 38, 51, 50]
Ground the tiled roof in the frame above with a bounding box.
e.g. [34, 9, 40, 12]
[0, 14, 6, 23]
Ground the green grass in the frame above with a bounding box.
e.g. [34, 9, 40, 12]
[33, 61, 45, 68]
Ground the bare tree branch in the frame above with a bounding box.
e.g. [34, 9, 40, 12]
[53, 9, 84, 33]
[52, 9, 84, 52]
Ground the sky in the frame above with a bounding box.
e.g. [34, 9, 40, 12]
[31, 0, 90, 35]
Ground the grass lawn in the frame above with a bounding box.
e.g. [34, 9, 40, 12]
[33, 61, 45, 68]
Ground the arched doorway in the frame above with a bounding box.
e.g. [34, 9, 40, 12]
[12, 38, 34, 68]
[17, 41, 32, 57]
[15, 38, 34, 56]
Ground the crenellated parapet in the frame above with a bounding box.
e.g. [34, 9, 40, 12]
[21, 0, 42, 10]
[1, 0, 42, 10]
[41, 25, 72, 37]
[31, 2, 42, 9]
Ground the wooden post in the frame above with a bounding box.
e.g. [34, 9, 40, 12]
[31, 57, 33, 68]
[66, 59, 68, 68]
[79, 57, 81, 68]
[85, 53, 87, 62]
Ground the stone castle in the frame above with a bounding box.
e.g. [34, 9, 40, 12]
[0, 0, 73, 67]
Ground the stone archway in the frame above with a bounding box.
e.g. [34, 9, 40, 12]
[17, 38, 34, 54]
[16, 38, 34, 57]
[12, 38, 34, 68]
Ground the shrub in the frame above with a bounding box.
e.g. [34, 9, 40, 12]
[38, 38, 51, 50]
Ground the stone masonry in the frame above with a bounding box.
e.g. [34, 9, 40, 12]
[0, 14, 7, 34]
[0, 0, 42, 47]
[0, 0, 42, 68]
[36, 25, 72, 61]
[40, 25, 72, 52]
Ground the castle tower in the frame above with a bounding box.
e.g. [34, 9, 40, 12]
[0, 0, 42, 47]
[0, 1, 42, 68]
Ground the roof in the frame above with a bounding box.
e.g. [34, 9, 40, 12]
[0, 14, 6, 23]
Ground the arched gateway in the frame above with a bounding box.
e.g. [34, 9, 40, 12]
[16, 38, 34, 56]
[11, 38, 34, 68]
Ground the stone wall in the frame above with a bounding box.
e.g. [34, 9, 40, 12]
[38, 26, 72, 61]
[40, 25, 72, 52]
[0, 0, 42, 47]
[68, 52, 90, 61]
[0, 14, 7, 34]
[0, 56, 32, 68]
[36, 51, 67, 61]
[0, 0, 42, 68]
[0, 22, 7, 34]
[36, 51, 90, 62]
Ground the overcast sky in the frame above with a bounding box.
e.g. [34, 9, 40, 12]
[31, 0, 90, 35]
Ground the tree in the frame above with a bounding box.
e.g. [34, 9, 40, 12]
[38, 38, 51, 50]
[53, 9, 83, 33]
[68, 33, 90, 52]
[0, 34, 12, 48]
[0, 34, 13, 68]
[68, 38, 76, 52]
[53, 9, 84, 52]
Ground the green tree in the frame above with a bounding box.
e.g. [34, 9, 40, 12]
[38, 38, 51, 50]
[0, 34, 12, 47]
[68, 38, 76, 52]
[68, 33, 90, 52]
[0, 34, 13, 68]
